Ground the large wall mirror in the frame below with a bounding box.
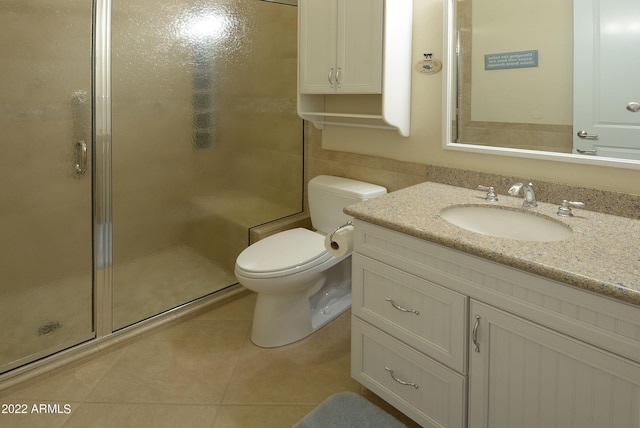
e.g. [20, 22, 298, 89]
[443, 0, 640, 170]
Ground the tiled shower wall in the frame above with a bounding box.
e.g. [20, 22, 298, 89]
[189, 2, 302, 206]
[112, 0, 303, 263]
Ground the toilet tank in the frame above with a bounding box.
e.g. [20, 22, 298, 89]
[308, 175, 387, 234]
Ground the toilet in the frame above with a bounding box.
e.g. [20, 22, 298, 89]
[234, 175, 387, 347]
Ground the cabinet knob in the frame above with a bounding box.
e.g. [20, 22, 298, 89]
[327, 68, 335, 88]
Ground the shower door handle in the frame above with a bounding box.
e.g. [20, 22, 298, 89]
[74, 140, 87, 175]
[71, 90, 89, 177]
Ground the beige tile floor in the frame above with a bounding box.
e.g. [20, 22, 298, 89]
[1, 245, 235, 367]
[0, 292, 420, 428]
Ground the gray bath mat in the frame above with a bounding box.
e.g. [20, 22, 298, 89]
[293, 392, 407, 428]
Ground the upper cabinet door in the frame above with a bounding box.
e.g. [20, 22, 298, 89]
[299, 0, 383, 94]
[299, 0, 338, 93]
[337, 0, 383, 93]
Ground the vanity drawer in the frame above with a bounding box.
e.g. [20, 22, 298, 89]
[352, 253, 467, 373]
[352, 317, 466, 428]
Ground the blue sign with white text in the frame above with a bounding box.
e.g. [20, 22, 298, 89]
[485, 50, 538, 70]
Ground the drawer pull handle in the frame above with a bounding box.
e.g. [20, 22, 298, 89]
[385, 367, 419, 389]
[385, 297, 420, 315]
[472, 315, 481, 353]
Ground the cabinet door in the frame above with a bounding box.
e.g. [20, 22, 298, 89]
[337, 0, 383, 93]
[299, 0, 383, 94]
[469, 300, 640, 428]
[299, 0, 338, 94]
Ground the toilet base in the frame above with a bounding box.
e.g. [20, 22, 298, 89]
[250, 292, 351, 348]
[251, 288, 316, 348]
[250, 260, 352, 348]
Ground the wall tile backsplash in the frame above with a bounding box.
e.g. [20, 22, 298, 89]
[305, 124, 639, 220]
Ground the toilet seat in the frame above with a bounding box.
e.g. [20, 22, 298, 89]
[235, 228, 332, 279]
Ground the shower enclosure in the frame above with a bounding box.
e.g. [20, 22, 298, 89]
[0, 0, 302, 375]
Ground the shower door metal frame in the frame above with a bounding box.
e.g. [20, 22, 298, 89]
[0, 0, 102, 378]
[94, 0, 113, 338]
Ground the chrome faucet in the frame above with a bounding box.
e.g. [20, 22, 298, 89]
[508, 182, 537, 207]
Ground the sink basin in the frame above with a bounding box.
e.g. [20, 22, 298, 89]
[439, 205, 573, 242]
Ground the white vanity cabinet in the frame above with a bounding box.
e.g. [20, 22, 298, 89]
[350, 220, 640, 428]
[298, 0, 383, 94]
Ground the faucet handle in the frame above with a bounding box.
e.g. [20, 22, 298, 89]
[557, 200, 585, 217]
[478, 185, 498, 202]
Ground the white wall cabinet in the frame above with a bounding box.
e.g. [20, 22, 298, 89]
[297, 0, 413, 136]
[351, 220, 640, 428]
[299, 0, 383, 94]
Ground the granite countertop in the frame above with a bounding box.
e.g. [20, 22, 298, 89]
[344, 181, 640, 307]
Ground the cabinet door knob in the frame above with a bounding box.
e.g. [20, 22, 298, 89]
[335, 67, 342, 88]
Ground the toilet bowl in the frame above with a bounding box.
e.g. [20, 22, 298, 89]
[235, 228, 350, 347]
[234, 175, 387, 347]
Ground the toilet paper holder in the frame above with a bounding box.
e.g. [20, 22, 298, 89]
[329, 220, 353, 248]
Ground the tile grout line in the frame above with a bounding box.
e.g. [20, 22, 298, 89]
[209, 310, 255, 426]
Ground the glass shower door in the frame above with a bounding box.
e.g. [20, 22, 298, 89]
[0, 1, 94, 372]
[111, 0, 302, 330]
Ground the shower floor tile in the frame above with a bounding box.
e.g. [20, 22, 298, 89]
[0, 244, 237, 369]
[112, 245, 237, 329]
[0, 293, 421, 428]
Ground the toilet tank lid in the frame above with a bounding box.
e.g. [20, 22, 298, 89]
[309, 175, 387, 199]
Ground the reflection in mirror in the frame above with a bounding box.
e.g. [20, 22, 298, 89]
[444, 0, 640, 168]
